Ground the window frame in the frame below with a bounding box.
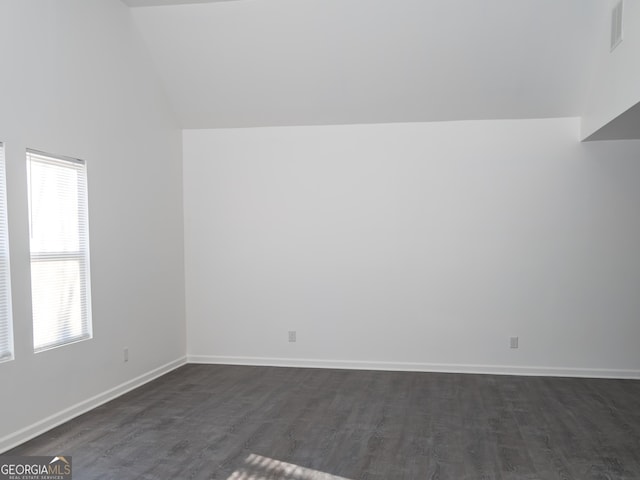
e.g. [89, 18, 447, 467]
[0, 142, 13, 362]
[27, 149, 93, 353]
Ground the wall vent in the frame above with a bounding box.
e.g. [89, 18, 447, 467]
[611, 0, 623, 51]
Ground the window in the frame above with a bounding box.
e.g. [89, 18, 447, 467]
[0, 142, 13, 362]
[27, 150, 92, 352]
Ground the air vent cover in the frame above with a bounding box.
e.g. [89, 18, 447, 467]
[611, 0, 623, 51]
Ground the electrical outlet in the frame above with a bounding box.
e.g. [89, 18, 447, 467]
[288, 331, 296, 343]
[510, 337, 519, 349]
[124, 348, 129, 362]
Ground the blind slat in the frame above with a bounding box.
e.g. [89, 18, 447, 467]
[0, 143, 12, 361]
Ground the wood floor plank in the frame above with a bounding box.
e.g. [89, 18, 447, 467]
[4, 365, 640, 479]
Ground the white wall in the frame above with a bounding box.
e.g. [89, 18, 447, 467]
[582, 0, 640, 140]
[130, 0, 602, 129]
[0, 1, 185, 450]
[184, 118, 640, 377]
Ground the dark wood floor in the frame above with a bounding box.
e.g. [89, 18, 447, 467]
[5, 364, 640, 479]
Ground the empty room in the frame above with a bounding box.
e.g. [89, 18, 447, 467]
[1, 0, 639, 479]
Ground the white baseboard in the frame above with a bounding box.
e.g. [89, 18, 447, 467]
[187, 354, 640, 380]
[0, 356, 187, 454]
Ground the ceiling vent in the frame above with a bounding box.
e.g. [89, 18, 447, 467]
[611, 0, 623, 51]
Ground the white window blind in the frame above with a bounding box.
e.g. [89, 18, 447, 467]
[27, 150, 92, 352]
[0, 142, 13, 362]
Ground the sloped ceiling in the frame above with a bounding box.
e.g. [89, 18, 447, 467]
[123, 0, 234, 6]
[127, 0, 606, 128]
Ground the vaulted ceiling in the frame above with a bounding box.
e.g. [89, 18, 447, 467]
[125, 0, 606, 128]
